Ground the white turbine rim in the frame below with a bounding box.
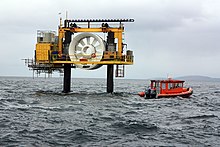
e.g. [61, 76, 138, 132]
[69, 33, 105, 70]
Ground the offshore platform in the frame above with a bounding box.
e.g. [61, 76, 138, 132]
[24, 18, 134, 93]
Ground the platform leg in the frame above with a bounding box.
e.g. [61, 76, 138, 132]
[63, 64, 71, 93]
[107, 65, 114, 93]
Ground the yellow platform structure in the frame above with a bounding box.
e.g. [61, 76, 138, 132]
[35, 19, 134, 66]
[26, 18, 134, 93]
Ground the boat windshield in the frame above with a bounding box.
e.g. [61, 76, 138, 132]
[168, 82, 183, 89]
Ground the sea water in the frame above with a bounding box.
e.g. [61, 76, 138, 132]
[0, 77, 219, 146]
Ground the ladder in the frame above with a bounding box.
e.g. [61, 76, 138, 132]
[115, 65, 125, 77]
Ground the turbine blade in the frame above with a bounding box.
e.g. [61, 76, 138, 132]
[95, 44, 102, 50]
[76, 50, 82, 54]
[79, 39, 85, 46]
[75, 46, 82, 51]
[92, 39, 98, 46]
[86, 37, 90, 45]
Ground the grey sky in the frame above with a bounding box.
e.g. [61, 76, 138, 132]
[0, 0, 220, 79]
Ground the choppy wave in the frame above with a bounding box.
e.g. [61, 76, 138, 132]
[0, 77, 220, 146]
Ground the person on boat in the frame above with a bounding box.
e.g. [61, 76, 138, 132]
[150, 89, 157, 98]
[145, 86, 151, 98]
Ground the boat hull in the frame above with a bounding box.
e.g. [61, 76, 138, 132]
[157, 88, 193, 98]
[139, 88, 193, 98]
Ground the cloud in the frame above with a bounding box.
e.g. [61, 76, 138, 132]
[0, 0, 220, 78]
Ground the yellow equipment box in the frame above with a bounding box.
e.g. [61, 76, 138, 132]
[36, 43, 52, 61]
[103, 51, 117, 60]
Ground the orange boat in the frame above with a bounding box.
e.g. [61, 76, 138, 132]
[138, 78, 193, 98]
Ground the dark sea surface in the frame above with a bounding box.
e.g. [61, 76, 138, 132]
[0, 76, 220, 146]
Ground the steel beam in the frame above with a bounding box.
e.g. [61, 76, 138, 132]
[66, 19, 134, 23]
[63, 64, 71, 93]
[107, 65, 114, 93]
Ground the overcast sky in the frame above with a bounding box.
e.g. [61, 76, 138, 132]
[0, 0, 220, 79]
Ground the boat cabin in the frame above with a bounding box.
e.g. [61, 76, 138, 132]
[150, 79, 187, 94]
